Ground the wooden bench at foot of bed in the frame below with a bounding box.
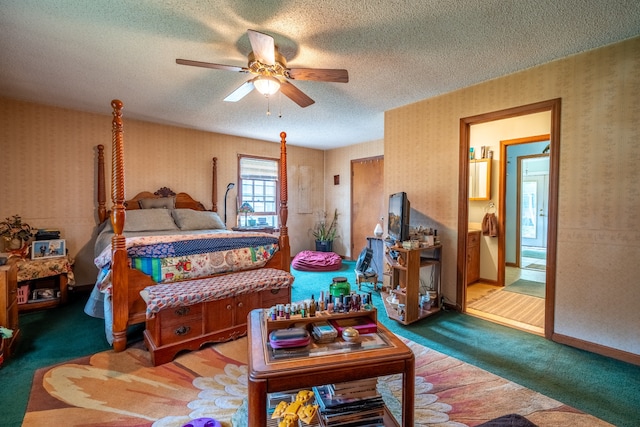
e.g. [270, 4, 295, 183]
[140, 268, 293, 366]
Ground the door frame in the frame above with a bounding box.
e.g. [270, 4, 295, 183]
[503, 138, 550, 269]
[457, 98, 561, 339]
[350, 155, 384, 259]
[518, 153, 550, 258]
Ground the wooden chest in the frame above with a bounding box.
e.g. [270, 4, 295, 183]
[144, 285, 290, 365]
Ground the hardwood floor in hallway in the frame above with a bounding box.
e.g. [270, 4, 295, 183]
[466, 252, 546, 335]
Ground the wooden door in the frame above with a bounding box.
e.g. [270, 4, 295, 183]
[351, 156, 384, 259]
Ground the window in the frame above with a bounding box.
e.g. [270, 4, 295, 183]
[237, 155, 279, 227]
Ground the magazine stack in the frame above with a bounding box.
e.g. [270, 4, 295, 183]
[313, 378, 385, 427]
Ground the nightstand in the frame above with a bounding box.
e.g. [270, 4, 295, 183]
[16, 256, 74, 312]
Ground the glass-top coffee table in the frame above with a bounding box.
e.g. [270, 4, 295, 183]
[247, 308, 415, 426]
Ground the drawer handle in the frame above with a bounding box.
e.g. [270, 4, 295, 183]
[226, 304, 232, 310]
[174, 307, 190, 316]
[237, 301, 244, 308]
[174, 325, 191, 336]
[270, 289, 280, 294]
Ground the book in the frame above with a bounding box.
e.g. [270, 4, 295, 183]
[313, 385, 384, 414]
[328, 317, 377, 336]
[329, 378, 379, 400]
[331, 378, 378, 391]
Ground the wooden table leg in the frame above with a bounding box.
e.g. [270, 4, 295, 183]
[248, 376, 267, 426]
[59, 274, 68, 304]
[402, 355, 415, 426]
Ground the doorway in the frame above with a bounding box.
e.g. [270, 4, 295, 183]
[457, 99, 561, 339]
[518, 154, 549, 270]
[351, 156, 384, 258]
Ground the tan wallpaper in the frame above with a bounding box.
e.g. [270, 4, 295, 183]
[2, 36, 638, 356]
[0, 99, 324, 285]
[383, 36, 640, 355]
[324, 140, 385, 258]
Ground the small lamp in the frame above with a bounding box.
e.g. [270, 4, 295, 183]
[238, 202, 254, 227]
[223, 183, 235, 226]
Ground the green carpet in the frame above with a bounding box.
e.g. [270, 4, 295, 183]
[503, 279, 545, 298]
[522, 248, 546, 259]
[2, 262, 639, 427]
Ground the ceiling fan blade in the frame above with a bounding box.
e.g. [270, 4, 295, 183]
[247, 29, 275, 65]
[176, 59, 247, 73]
[287, 68, 349, 83]
[224, 79, 255, 102]
[279, 81, 315, 108]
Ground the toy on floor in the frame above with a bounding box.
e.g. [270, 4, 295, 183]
[271, 390, 319, 426]
[180, 418, 221, 427]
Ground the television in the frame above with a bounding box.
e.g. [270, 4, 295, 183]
[387, 192, 410, 243]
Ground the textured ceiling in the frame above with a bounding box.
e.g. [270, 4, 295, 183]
[1, 0, 639, 149]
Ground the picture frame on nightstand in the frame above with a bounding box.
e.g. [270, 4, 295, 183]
[31, 239, 65, 260]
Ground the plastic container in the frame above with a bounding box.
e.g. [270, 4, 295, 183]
[17, 285, 29, 304]
[329, 276, 351, 297]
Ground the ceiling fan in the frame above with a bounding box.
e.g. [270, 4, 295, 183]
[176, 29, 349, 108]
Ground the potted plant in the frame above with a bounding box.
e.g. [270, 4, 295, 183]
[0, 214, 34, 253]
[312, 209, 339, 252]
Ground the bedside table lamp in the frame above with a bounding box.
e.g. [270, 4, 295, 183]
[238, 202, 254, 227]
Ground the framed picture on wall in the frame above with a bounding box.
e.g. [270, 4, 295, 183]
[31, 239, 65, 260]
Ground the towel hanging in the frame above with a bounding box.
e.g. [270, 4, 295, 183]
[482, 212, 498, 237]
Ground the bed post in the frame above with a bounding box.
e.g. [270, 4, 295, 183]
[110, 99, 129, 352]
[97, 145, 106, 223]
[212, 157, 218, 212]
[279, 131, 291, 272]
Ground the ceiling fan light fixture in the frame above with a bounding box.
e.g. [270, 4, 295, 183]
[254, 76, 281, 96]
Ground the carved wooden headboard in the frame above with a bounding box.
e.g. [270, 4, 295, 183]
[96, 145, 218, 223]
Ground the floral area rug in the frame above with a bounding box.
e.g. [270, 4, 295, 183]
[23, 337, 612, 427]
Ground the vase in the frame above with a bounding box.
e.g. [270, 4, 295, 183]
[3, 237, 21, 251]
[315, 240, 333, 252]
[374, 223, 383, 238]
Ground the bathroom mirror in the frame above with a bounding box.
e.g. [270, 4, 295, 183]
[469, 158, 491, 200]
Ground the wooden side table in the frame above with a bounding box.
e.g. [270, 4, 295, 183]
[15, 256, 74, 312]
[247, 309, 415, 426]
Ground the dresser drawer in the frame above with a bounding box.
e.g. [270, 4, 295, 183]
[467, 230, 480, 247]
[158, 315, 203, 345]
[158, 304, 203, 325]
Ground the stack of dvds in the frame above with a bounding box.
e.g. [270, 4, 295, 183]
[313, 379, 385, 427]
[311, 321, 338, 343]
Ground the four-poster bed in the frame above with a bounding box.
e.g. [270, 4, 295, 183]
[89, 99, 292, 362]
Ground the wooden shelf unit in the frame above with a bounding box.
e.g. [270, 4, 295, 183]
[1, 260, 21, 358]
[382, 244, 442, 324]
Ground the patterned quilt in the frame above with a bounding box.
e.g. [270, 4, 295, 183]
[94, 232, 280, 285]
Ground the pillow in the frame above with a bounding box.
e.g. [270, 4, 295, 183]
[138, 196, 175, 209]
[123, 209, 179, 232]
[171, 209, 226, 230]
